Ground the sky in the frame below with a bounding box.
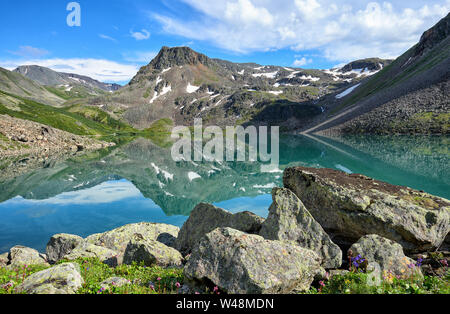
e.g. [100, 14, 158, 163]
[0, 0, 449, 84]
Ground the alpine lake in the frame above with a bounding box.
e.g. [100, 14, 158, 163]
[0, 134, 448, 252]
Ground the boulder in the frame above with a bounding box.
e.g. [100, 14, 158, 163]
[349, 235, 422, 278]
[260, 188, 342, 269]
[16, 263, 83, 294]
[175, 203, 265, 255]
[46, 234, 84, 264]
[0, 252, 9, 267]
[86, 223, 179, 254]
[63, 243, 119, 267]
[100, 277, 131, 290]
[8, 246, 49, 268]
[283, 167, 450, 253]
[184, 228, 322, 294]
[123, 233, 183, 268]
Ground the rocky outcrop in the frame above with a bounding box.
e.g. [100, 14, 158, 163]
[349, 235, 422, 278]
[184, 228, 322, 294]
[16, 263, 83, 294]
[260, 188, 342, 269]
[86, 223, 180, 256]
[7, 246, 49, 268]
[283, 167, 450, 253]
[0, 252, 8, 267]
[123, 233, 183, 268]
[0, 114, 114, 159]
[62, 243, 119, 267]
[46, 234, 84, 264]
[175, 203, 265, 255]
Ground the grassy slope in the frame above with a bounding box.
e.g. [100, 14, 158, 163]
[0, 90, 175, 146]
[0, 90, 137, 141]
[331, 39, 449, 116]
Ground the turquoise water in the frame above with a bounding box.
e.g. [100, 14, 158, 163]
[0, 134, 448, 252]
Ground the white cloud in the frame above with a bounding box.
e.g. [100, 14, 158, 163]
[153, 0, 450, 61]
[8, 46, 49, 58]
[99, 34, 118, 42]
[293, 57, 313, 67]
[0, 58, 140, 82]
[130, 29, 151, 40]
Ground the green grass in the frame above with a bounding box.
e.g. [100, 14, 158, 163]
[0, 258, 184, 295]
[143, 118, 175, 148]
[2, 257, 448, 294]
[307, 271, 449, 295]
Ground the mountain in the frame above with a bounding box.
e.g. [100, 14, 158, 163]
[304, 13, 450, 135]
[86, 46, 388, 129]
[0, 67, 65, 106]
[14, 65, 121, 99]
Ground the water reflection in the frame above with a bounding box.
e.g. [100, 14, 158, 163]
[0, 134, 448, 252]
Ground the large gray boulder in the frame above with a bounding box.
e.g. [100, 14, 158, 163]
[349, 235, 422, 278]
[86, 223, 180, 254]
[283, 167, 450, 253]
[175, 203, 265, 255]
[16, 263, 83, 294]
[184, 228, 322, 294]
[62, 243, 119, 267]
[46, 234, 84, 264]
[260, 188, 342, 269]
[8, 246, 49, 268]
[123, 233, 184, 268]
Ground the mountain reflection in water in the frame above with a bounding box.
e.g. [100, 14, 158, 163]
[0, 135, 448, 252]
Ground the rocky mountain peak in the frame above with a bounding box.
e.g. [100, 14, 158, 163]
[414, 13, 450, 57]
[339, 58, 392, 73]
[148, 46, 212, 70]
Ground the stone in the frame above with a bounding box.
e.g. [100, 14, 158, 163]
[175, 203, 265, 255]
[46, 233, 84, 264]
[86, 222, 180, 254]
[63, 243, 119, 267]
[184, 227, 323, 294]
[260, 188, 342, 269]
[8, 246, 49, 268]
[16, 263, 83, 294]
[123, 233, 183, 268]
[100, 277, 131, 290]
[283, 167, 450, 253]
[349, 234, 422, 278]
[0, 252, 9, 267]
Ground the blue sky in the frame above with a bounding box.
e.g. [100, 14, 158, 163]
[0, 0, 448, 84]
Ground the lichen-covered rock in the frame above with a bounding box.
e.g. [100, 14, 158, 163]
[8, 246, 49, 267]
[123, 234, 183, 268]
[184, 228, 322, 294]
[46, 234, 84, 264]
[0, 252, 9, 267]
[100, 277, 131, 290]
[175, 203, 265, 255]
[349, 235, 422, 278]
[86, 223, 180, 254]
[63, 243, 119, 267]
[283, 167, 450, 252]
[16, 263, 83, 294]
[260, 188, 342, 269]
